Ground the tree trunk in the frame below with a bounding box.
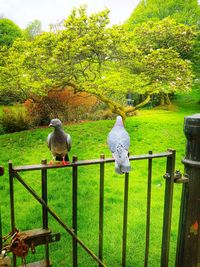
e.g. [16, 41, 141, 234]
[165, 94, 171, 105]
[159, 92, 171, 106]
[159, 92, 165, 106]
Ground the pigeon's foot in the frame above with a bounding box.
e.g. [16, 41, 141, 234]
[62, 160, 70, 166]
[49, 160, 55, 165]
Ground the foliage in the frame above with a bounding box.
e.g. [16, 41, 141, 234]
[23, 19, 42, 41]
[0, 42, 34, 101]
[140, 48, 193, 94]
[126, 0, 200, 90]
[126, 0, 200, 27]
[0, 7, 196, 118]
[0, 106, 32, 133]
[0, 18, 22, 47]
[132, 17, 198, 59]
[125, 16, 197, 105]
[192, 35, 200, 79]
[0, 87, 23, 105]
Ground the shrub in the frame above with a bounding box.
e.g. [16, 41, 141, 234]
[0, 107, 32, 133]
[0, 89, 24, 105]
[24, 88, 100, 125]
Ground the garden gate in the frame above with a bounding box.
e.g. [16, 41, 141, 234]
[0, 113, 200, 267]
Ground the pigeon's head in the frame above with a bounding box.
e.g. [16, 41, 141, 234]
[115, 116, 124, 127]
[49, 118, 62, 128]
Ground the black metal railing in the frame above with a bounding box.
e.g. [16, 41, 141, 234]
[7, 150, 176, 267]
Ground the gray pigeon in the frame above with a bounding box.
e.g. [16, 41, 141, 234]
[47, 118, 72, 165]
[107, 116, 131, 174]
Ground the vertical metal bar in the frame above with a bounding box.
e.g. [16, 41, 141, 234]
[144, 151, 153, 267]
[175, 182, 189, 267]
[161, 149, 176, 267]
[122, 172, 129, 267]
[9, 160, 16, 266]
[41, 159, 50, 266]
[0, 206, 2, 252]
[72, 156, 78, 267]
[41, 159, 48, 229]
[99, 154, 105, 266]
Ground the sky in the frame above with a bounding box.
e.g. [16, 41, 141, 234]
[0, 0, 140, 30]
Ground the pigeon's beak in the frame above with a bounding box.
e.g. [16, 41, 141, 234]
[48, 123, 53, 127]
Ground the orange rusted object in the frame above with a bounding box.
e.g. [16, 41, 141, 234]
[10, 233, 29, 258]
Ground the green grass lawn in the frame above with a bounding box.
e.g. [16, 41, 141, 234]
[0, 103, 199, 266]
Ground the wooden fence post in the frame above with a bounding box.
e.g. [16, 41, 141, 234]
[176, 114, 200, 267]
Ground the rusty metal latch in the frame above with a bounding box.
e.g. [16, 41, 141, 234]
[1, 228, 60, 266]
[174, 170, 189, 183]
[1, 228, 28, 266]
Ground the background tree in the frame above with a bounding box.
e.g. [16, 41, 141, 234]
[128, 17, 197, 105]
[126, 0, 200, 94]
[126, 0, 200, 27]
[0, 18, 22, 47]
[23, 19, 42, 41]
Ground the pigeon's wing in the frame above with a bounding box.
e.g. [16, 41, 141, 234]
[66, 134, 72, 151]
[47, 133, 52, 150]
[107, 130, 119, 152]
[120, 129, 130, 150]
[107, 126, 130, 152]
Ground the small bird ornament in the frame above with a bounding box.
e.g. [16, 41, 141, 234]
[47, 118, 71, 165]
[107, 116, 131, 174]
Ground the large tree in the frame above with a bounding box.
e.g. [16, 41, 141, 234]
[126, 0, 200, 27]
[0, 18, 22, 48]
[23, 19, 42, 41]
[126, 0, 200, 85]
[129, 17, 197, 105]
[0, 7, 195, 118]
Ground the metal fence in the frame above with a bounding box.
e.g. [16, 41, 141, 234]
[1, 114, 200, 267]
[6, 149, 177, 267]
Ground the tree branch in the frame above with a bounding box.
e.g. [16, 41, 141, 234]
[64, 81, 151, 120]
[125, 94, 151, 114]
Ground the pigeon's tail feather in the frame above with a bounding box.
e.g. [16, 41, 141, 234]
[115, 158, 131, 174]
[113, 147, 131, 174]
[115, 161, 123, 174]
[121, 160, 131, 173]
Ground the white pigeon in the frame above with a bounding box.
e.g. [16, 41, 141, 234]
[47, 118, 72, 165]
[107, 116, 131, 174]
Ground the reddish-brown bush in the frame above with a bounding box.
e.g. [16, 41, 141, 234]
[24, 88, 99, 125]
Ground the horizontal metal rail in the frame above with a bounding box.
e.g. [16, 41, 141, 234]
[13, 151, 173, 172]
